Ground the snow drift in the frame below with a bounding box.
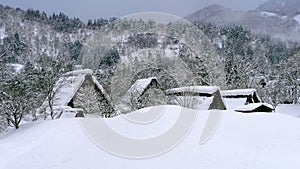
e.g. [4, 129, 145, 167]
[1, 105, 300, 169]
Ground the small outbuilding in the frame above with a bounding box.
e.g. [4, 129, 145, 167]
[235, 103, 274, 113]
[221, 89, 262, 110]
[165, 86, 226, 110]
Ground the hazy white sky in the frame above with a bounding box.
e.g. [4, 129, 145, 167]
[0, 0, 268, 21]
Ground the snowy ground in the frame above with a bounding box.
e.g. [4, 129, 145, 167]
[276, 104, 300, 118]
[1, 105, 300, 169]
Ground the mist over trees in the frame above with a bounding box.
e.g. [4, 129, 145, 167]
[196, 22, 300, 105]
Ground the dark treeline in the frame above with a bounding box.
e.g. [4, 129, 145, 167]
[24, 9, 117, 33]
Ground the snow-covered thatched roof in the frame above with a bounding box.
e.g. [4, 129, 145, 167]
[221, 89, 257, 97]
[165, 86, 226, 110]
[63, 69, 93, 77]
[223, 98, 248, 110]
[165, 86, 219, 95]
[41, 69, 109, 109]
[221, 89, 262, 110]
[127, 77, 158, 98]
[235, 103, 274, 112]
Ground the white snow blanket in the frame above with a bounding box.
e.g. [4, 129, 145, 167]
[1, 105, 300, 169]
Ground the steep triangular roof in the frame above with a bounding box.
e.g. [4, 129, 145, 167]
[127, 77, 158, 99]
[40, 69, 110, 110]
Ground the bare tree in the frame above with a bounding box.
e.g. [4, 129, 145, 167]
[1, 99, 26, 129]
[174, 92, 198, 109]
[225, 54, 253, 89]
[0, 73, 31, 129]
[39, 61, 66, 119]
[263, 80, 282, 110]
[46, 77, 66, 119]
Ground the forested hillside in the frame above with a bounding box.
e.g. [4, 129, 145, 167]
[196, 22, 300, 106]
[0, 4, 299, 131]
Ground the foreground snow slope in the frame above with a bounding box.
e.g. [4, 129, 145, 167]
[1, 105, 300, 169]
[277, 104, 300, 118]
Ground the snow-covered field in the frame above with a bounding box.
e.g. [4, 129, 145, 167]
[1, 105, 300, 169]
[276, 104, 300, 118]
